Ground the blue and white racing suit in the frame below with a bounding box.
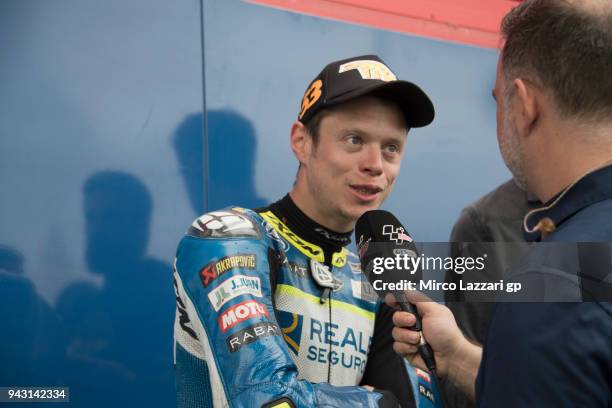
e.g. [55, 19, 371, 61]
[173, 200, 441, 408]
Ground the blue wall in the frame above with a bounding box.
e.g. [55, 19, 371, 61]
[0, 0, 510, 406]
[0, 0, 202, 405]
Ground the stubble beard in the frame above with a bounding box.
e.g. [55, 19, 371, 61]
[500, 106, 529, 191]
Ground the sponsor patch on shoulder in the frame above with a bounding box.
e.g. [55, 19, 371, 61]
[207, 275, 262, 311]
[199, 254, 257, 287]
[226, 321, 280, 352]
[218, 299, 269, 333]
[189, 210, 259, 238]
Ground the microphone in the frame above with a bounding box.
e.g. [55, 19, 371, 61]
[354, 209, 437, 373]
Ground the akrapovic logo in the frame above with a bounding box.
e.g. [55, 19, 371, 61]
[216, 254, 256, 273]
[199, 254, 256, 287]
[226, 321, 280, 352]
[207, 275, 262, 311]
[218, 300, 269, 333]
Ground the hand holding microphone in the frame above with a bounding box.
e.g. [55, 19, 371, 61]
[355, 210, 481, 403]
[385, 292, 464, 379]
[354, 210, 438, 373]
[389, 292, 482, 403]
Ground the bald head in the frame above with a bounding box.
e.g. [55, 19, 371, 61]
[500, 0, 612, 123]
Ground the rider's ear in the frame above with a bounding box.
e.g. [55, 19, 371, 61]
[290, 121, 312, 165]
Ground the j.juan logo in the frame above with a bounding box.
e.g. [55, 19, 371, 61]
[207, 275, 262, 312]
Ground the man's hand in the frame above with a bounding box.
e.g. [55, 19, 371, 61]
[385, 292, 462, 376]
[385, 292, 482, 401]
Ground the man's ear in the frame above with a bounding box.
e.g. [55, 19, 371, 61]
[513, 78, 540, 138]
[290, 121, 311, 165]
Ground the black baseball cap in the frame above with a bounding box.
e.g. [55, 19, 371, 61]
[298, 55, 434, 128]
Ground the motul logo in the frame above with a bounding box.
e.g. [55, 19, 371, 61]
[218, 300, 269, 333]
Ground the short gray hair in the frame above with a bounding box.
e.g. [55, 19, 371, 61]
[501, 0, 612, 122]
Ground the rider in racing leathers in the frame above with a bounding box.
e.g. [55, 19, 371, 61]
[173, 55, 441, 407]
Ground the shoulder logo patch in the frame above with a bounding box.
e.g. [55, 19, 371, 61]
[218, 299, 269, 333]
[189, 210, 259, 238]
[226, 321, 280, 352]
[200, 254, 257, 287]
[208, 275, 262, 311]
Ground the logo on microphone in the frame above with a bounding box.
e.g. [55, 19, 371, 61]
[382, 225, 413, 244]
[357, 234, 371, 258]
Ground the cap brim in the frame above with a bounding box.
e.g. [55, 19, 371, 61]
[327, 80, 435, 128]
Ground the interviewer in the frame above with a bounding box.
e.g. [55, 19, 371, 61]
[389, 0, 612, 406]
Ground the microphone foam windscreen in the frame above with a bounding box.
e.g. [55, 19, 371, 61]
[355, 210, 422, 297]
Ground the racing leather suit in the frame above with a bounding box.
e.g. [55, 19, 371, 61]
[173, 195, 441, 407]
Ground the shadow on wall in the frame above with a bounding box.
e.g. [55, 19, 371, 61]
[172, 110, 267, 215]
[56, 171, 174, 406]
[0, 245, 65, 386]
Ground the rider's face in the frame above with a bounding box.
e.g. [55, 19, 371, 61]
[299, 96, 408, 231]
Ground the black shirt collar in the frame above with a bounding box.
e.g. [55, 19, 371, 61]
[524, 164, 612, 241]
[266, 194, 352, 252]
